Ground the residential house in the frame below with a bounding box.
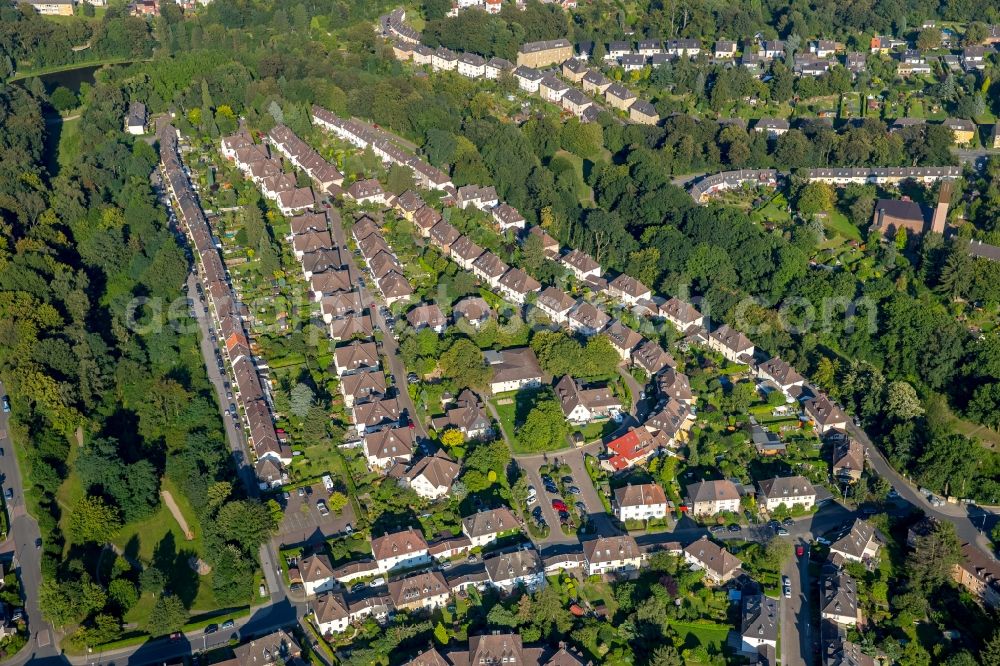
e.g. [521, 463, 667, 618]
[456, 184, 499, 211]
[561, 88, 594, 118]
[353, 397, 401, 435]
[485, 549, 545, 592]
[804, 394, 849, 434]
[485, 56, 515, 79]
[485, 347, 543, 393]
[811, 40, 839, 57]
[621, 54, 646, 71]
[340, 370, 387, 409]
[604, 320, 644, 361]
[406, 303, 447, 333]
[560, 249, 602, 281]
[740, 594, 778, 653]
[962, 45, 986, 69]
[313, 592, 350, 635]
[413, 206, 443, 238]
[457, 52, 486, 78]
[125, 101, 146, 135]
[536, 286, 577, 324]
[665, 38, 701, 57]
[539, 75, 571, 102]
[333, 340, 379, 376]
[567, 301, 609, 336]
[756, 356, 805, 398]
[347, 178, 388, 205]
[450, 236, 485, 271]
[288, 211, 329, 238]
[707, 324, 755, 363]
[371, 528, 430, 574]
[829, 430, 864, 482]
[378, 271, 414, 306]
[821, 569, 861, 626]
[613, 483, 668, 522]
[388, 571, 449, 612]
[452, 296, 493, 329]
[395, 191, 425, 219]
[714, 40, 737, 59]
[526, 225, 559, 258]
[607, 41, 632, 60]
[277, 188, 316, 216]
[829, 519, 881, 565]
[555, 374, 622, 424]
[686, 479, 741, 516]
[845, 51, 867, 74]
[299, 553, 336, 596]
[952, 542, 1000, 609]
[429, 220, 461, 254]
[309, 270, 352, 300]
[320, 292, 364, 323]
[471, 251, 510, 289]
[753, 118, 791, 138]
[492, 203, 526, 232]
[657, 368, 694, 406]
[632, 339, 675, 375]
[514, 65, 545, 93]
[683, 536, 742, 584]
[943, 117, 976, 144]
[232, 630, 301, 666]
[562, 59, 589, 82]
[604, 83, 638, 111]
[606, 274, 651, 305]
[329, 313, 373, 342]
[758, 40, 786, 59]
[629, 100, 659, 125]
[497, 267, 542, 305]
[602, 426, 669, 472]
[516, 38, 574, 68]
[660, 297, 705, 331]
[363, 426, 414, 470]
[431, 47, 458, 71]
[581, 70, 613, 95]
[643, 399, 691, 446]
[582, 535, 644, 576]
[757, 476, 816, 512]
[404, 451, 461, 500]
[637, 39, 662, 56]
[461, 507, 521, 547]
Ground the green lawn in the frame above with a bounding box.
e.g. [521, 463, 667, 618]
[667, 619, 731, 662]
[823, 210, 862, 242]
[551, 150, 595, 207]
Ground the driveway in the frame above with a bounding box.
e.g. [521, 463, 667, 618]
[275, 482, 356, 547]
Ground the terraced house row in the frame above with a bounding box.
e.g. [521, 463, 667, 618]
[160, 121, 290, 488]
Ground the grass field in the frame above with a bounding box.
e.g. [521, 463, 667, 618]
[667, 620, 731, 661]
[823, 210, 862, 241]
[551, 150, 596, 207]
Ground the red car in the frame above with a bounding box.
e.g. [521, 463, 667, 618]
[551, 499, 568, 512]
[795, 544, 806, 557]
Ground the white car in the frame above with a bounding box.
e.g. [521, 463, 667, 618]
[784, 585, 791, 599]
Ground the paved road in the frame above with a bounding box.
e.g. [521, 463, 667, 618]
[781, 536, 812, 666]
[329, 210, 426, 440]
[516, 461, 577, 545]
[0, 380, 60, 666]
[847, 423, 996, 554]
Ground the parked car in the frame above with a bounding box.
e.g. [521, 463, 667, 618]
[1, 396, 10, 413]
[531, 506, 543, 520]
[351, 583, 365, 593]
[467, 554, 478, 563]
[551, 499, 568, 512]
[204, 624, 218, 635]
[795, 544, 806, 557]
[782, 517, 794, 526]
[784, 585, 791, 599]
[728, 524, 742, 532]
[776, 527, 790, 536]
[316, 500, 329, 516]
[709, 525, 725, 533]
[568, 486, 582, 495]
[369, 577, 385, 588]
[4, 488, 12, 501]
[440, 561, 452, 570]
[221, 619, 235, 630]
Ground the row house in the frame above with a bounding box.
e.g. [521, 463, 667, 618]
[461, 507, 521, 548]
[485, 549, 544, 592]
[536, 286, 577, 324]
[606, 273, 651, 306]
[389, 571, 449, 612]
[514, 65, 544, 93]
[560, 248, 602, 281]
[757, 475, 816, 512]
[496, 267, 541, 305]
[707, 323, 755, 363]
[371, 528, 430, 574]
[567, 301, 609, 336]
[686, 479, 741, 516]
[333, 339, 379, 376]
[455, 184, 499, 211]
[471, 251, 510, 289]
[451, 236, 485, 271]
[340, 369, 387, 409]
[604, 320, 644, 361]
[492, 203, 526, 232]
[354, 397, 401, 435]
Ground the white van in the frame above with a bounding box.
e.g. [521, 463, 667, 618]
[322, 474, 335, 492]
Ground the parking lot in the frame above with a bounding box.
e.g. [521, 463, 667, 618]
[276, 481, 356, 547]
[517, 443, 617, 544]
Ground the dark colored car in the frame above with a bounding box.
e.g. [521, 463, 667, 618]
[709, 525, 725, 533]
[728, 524, 742, 532]
[204, 624, 218, 635]
[1, 396, 9, 413]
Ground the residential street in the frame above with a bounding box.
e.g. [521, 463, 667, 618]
[0, 380, 59, 666]
[781, 537, 812, 666]
[328, 208, 427, 439]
